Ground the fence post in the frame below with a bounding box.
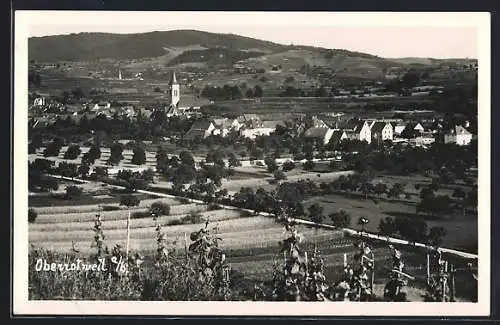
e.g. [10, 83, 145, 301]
[426, 253, 430, 286]
[450, 264, 456, 302]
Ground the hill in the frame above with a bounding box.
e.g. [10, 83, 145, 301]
[28, 30, 287, 62]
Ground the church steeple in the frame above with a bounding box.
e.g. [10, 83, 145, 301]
[169, 70, 180, 107]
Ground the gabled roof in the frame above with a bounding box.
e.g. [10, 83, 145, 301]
[455, 125, 472, 135]
[260, 120, 284, 129]
[304, 127, 331, 138]
[189, 120, 213, 131]
[184, 129, 206, 140]
[371, 121, 391, 133]
[330, 130, 347, 143]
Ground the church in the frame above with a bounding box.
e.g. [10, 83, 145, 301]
[165, 71, 205, 117]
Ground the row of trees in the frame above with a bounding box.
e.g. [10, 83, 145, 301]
[200, 84, 263, 101]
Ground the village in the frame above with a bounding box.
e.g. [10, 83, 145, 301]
[26, 28, 479, 303]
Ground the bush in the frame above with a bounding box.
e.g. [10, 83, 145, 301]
[131, 211, 151, 219]
[177, 212, 204, 225]
[65, 185, 83, 200]
[207, 203, 220, 211]
[149, 201, 170, 216]
[101, 205, 121, 211]
[28, 208, 37, 223]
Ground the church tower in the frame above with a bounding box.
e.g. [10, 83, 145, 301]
[170, 71, 180, 107]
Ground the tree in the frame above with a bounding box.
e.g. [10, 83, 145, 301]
[308, 203, 324, 224]
[228, 152, 241, 167]
[273, 170, 287, 181]
[378, 216, 397, 238]
[374, 182, 388, 198]
[120, 195, 141, 261]
[388, 183, 405, 199]
[253, 85, 263, 97]
[264, 156, 278, 173]
[131, 145, 146, 165]
[56, 162, 78, 179]
[63, 145, 81, 160]
[395, 216, 428, 244]
[303, 160, 315, 171]
[77, 163, 90, 179]
[65, 185, 83, 200]
[245, 88, 254, 98]
[427, 226, 447, 247]
[329, 209, 351, 228]
[108, 142, 125, 165]
[358, 181, 374, 199]
[149, 201, 170, 216]
[28, 208, 37, 223]
[401, 71, 421, 89]
[282, 161, 295, 172]
[87, 144, 101, 163]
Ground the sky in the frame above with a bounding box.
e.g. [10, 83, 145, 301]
[20, 11, 483, 59]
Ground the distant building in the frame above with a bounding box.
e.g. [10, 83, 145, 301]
[92, 102, 111, 111]
[33, 97, 45, 106]
[303, 127, 334, 145]
[184, 120, 216, 140]
[240, 120, 284, 139]
[343, 120, 371, 144]
[444, 125, 473, 146]
[370, 121, 394, 142]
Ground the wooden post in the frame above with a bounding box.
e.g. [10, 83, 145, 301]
[450, 264, 456, 302]
[184, 232, 188, 261]
[426, 253, 430, 286]
[370, 253, 375, 295]
[125, 208, 131, 261]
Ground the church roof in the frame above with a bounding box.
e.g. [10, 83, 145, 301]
[169, 71, 178, 85]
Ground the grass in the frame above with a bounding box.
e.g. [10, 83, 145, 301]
[306, 193, 477, 252]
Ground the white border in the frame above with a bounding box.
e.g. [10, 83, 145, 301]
[13, 11, 491, 316]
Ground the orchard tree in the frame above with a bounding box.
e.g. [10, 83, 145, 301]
[427, 226, 447, 247]
[228, 152, 241, 167]
[65, 185, 83, 200]
[282, 161, 296, 172]
[131, 145, 146, 165]
[77, 163, 90, 179]
[264, 156, 278, 173]
[108, 142, 125, 165]
[378, 216, 397, 238]
[28, 208, 38, 223]
[63, 144, 82, 160]
[308, 203, 324, 224]
[329, 209, 351, 228]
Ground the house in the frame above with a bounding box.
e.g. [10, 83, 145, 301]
[33, 97, 45, 106]
[413, 135, 436, 147]
[343, 120, 371, 143]
[92, 102, 111, 111]
[237, 114, 261, 125]
[240, 120, 284, 139]
[329, 130, 348, 146]
[303, 127, 334, 145]
[444, 125, 473, 146]
[309, 115, 329, 128]
[370, 121, 394, 142]
[399, 122, 425, 139]
[392, 122, 407, 136]
[184, 120, 216, 140]
[211, 118, 242, 137]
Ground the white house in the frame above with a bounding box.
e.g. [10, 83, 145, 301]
[444, 125, 473, 146]
[370, 121, 394, 142]
[240, 120, 283, 139]
[33, 97, 45, 106]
